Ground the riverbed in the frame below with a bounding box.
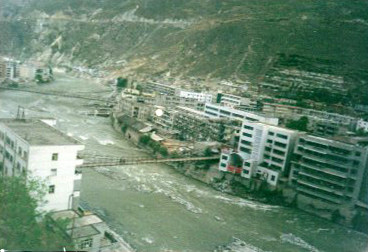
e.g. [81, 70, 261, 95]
[0, 73, 367, 251]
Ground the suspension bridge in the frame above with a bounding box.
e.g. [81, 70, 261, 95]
[78, 153, 220, 168]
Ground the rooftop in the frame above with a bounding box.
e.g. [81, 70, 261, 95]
[0, 119, 82, 146]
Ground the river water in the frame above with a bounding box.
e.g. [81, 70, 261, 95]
[0, 73, 367, 252]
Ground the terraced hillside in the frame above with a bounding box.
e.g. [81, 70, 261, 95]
[1, 0, 368, 104]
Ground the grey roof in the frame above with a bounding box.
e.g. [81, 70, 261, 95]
[0, 119, 82, 146]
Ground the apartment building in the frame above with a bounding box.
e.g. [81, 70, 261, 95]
[204, 103, 279, 125]
[219, 122, 299, 187]
[263, 103, 357, 130]
[289, 135, 368, 215]
[117, 93, 155, 121]
[0, 59, 19, 80]
[173, 106, 236, 142]
[152, 106, 238, 142]
[155, 94, 206, 110]
[143, 81, 177, 95]
[0, 119, 84, 212]
[178, 90, 213, 103]
[151, 106, 178, 132]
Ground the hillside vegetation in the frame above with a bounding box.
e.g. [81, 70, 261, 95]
[1, 0, 368, 104]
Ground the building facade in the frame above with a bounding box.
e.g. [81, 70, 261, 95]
[204, 103, 279, 126]
[219, 122, 299, 187]
[0, 59, 19, 80]
[289, 135, 368, 219]
[0, 119, 84, 212]
[178, 90, 213, 103]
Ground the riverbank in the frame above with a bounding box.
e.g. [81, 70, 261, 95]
[111, 111, 368, 235]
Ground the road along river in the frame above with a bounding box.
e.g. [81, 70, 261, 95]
[0, 73, 367, 251]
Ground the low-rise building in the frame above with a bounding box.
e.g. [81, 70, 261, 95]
[357, 119, 368, 133]
[0, 119, 84, 212]
[49, 210, 131, 252]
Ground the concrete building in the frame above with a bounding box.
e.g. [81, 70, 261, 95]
[49, 209, 132, 252]
[155, 94, 206, 111]
[117, 93, 155, 121]
[289, 135, 368, 220]
[0, 119, 84, 212]
[219, 122, 299, 188]
[152, 106, 238, 142]
[263, 102, 357, 130]
[357, 119, 368, 133]
[178, 90, 213, 103]
[204, 103, 279, 126]
[173, 106, 236, 142]
[143, 81, 177, 95]
[0, 58, 19, 80]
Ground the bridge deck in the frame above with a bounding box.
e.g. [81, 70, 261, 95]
[80, 155, 220, 168]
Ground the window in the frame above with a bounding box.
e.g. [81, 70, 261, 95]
[270, 175, 276, 181]
[267, 139, 273, 144]
[268, 132, 275, 136]
[52, 153, 58, 161]
[80, 238, 93, 249]
[241, 140, 252, 146]
[274, 141, 287, 148]
[221, 155, 228, 160]
[243, 169, 249, 174]
[242, 132, 252, 138]
[51, 168, 57, 176]
[243, 125, 253, 130]
[220, 163, 227, 167]
[48, 185, 55, 194]
[276, 133, 288, 140]
[240, 146, 251, 154]
[355, 152, 361, 157]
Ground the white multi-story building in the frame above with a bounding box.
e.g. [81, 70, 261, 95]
[357, 119, 368, 133]
[204, 103, 278, 125]
[215, 92, 252, 108]
[0, 59, 19, 80]
[0, 119, 84, 212]
[178, 90, 213, 103]
[219, 122, 299, 187]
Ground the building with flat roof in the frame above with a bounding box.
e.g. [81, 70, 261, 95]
[289, 134, 368, 220]
[0, 58, 19, 81]
[178, 90, 213, 103]
[219, 122, 299, 188]
[204, 103, 279, 126]
[0, 119, 84, 212]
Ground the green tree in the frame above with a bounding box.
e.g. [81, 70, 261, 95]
[116, 77, 128, 88]
[159, 146, 169, 157]
[139, 135, 151, 145]
[286, 116, 309, 131]
[0, 176, 73, 250]
[204, 147, 213, 157]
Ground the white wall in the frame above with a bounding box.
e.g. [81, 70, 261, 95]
[28, 145, 84, 212]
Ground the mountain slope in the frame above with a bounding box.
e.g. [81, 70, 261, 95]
[1, 0, 368, 103]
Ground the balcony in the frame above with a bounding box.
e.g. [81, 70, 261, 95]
[297, 180, 344, 197]
[298, 171, 346, 187]
[300, 162, 347, 179]
[297, 187, 342, 204]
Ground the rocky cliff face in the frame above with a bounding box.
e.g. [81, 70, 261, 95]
[1, 0, 368, 103]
